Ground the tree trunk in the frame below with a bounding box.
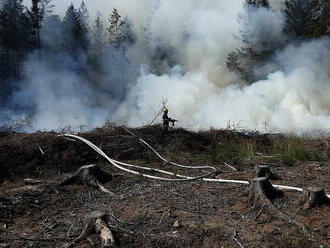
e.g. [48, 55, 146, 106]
[255, 164, 279, 180]
[248, 177, 283, 208]
[67, 211, 115, 248]
[298, 188, 330, 209]
[59, 164, 114, 194]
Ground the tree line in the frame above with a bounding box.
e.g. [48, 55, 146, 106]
[0, 0, 134, 103]
[227, 0, 330, 83]
[1, 0, 330, 104]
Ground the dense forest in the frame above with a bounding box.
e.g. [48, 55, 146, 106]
[1, 0, 330, 131]
[0, 0, 135, 105]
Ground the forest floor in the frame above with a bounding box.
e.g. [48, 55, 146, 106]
[0, 124, 329, 248]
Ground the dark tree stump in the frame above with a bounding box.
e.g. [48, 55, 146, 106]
[248, 177, 283, 208]
[255, 165, 279, 180]
[67, 211, 115, 248]
[298, 188, 330, 209]
[59, 164, 114, 194]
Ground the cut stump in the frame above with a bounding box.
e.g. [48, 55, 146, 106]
[59, 164, 114, 194]
[298, 188, 330, 209]
[67, 211, 115, 248]
[248, 177, 283, 208]
[255, 165, 279, 180]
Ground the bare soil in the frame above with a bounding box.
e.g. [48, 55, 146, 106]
[0, 125, 329, 248]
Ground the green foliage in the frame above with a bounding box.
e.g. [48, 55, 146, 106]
[246, 0, 270, 9]
[107, 8, 135, 52]
[272, 137, 310, 166]
[0, 0, 33, 79]
[200, 133, 327, 167]
[210, 141, 256, 164]
[284, 0, 321, 38]
[62, 3, 89, 57]
[228, 0, 330, 83]
[227, 0, 279, 83]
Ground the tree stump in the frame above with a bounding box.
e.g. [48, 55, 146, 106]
[255, 165, 279, 180]
[298, 188, 330, 209]
[67, 211, 115, 248]
[59, 164, 114, 194]
[248, 177, 283, 208]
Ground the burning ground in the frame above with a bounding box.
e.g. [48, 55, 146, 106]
[0, 125, 329, 247]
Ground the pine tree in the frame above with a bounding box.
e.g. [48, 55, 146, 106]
[28, 0, 42, 50]
[107, 8, 123, 49]
[0, 0, 33, 80]
[40, 14, 62, 51]
[78, 1, 89, 27]
[87, 13, 105, 86]
[284, 0, 321, 38]
[315, 0, 330, 36]
[107, 8, 135, 53]
[227, 0, 282, 83]
[245, 0, 270, 8]
[26, 0, 53, 56]
[62, 3, 89, 58]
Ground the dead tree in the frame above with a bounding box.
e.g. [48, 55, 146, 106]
[298, 187, 330, 209]
[255, 164, 279, 180]
[58, 164, 114, 194]
[248, 177, 283, 208]
[67, 211, 115, 247]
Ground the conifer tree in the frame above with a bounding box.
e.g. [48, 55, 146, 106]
[284, 0, 321, 38]
[0, 0, 32, 80]
[107, 8, 135, 53]
[227, 0, 282, 83]
[26, 0, 53, 57]
[62, 3, 89, 58]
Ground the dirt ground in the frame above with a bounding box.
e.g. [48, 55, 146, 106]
[0, 125, 329, 248]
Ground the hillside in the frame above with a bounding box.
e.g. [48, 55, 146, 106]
[0, 125, 329, 248]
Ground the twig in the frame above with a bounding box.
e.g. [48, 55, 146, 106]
[233, 227, 245, 248]
[0, 236, 74, 242]
[67, 222, 75, 237]
[224, 162, 237, 172]
[36, 144, 45, 155]
[123, 127, 217, 171]
[108, 205, 134, 225]
[87, 237, 95, 247]
[158, 211, 167, 225]
[255, 203, 265, 220]
[149, 108, 163, 125]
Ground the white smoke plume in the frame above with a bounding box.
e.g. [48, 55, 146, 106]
[4, 0, 330, 133]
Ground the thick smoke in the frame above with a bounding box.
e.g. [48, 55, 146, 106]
[114, 38, 330, 132]
[3, 0, 330, 133]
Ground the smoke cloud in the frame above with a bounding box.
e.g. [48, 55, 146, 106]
[3, 0, 330, 133]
